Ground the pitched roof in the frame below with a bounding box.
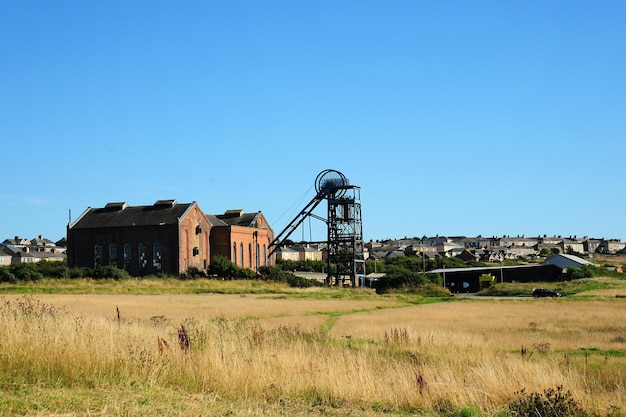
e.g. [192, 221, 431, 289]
[204, 214, 228, 227]
[214, 210, 261, 227]
[541, 253, 594, 268]
[70, 200, 194, 229]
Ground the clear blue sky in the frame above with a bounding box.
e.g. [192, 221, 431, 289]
[2, 1, 625, 243]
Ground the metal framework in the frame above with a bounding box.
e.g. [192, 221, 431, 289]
[268, 169, 365, 287]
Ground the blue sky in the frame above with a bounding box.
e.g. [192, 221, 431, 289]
[1, 1, 625, 243]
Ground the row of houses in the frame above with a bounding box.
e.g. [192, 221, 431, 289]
[366, 235, 626, 261]
[0, 235, 67, 266]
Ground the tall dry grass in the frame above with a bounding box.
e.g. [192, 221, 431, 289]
[1, 295, 625, 416]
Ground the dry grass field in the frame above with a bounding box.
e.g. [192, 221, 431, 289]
[1, 279, 626, 416]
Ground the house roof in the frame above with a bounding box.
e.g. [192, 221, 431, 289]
[541, 253, 594, 268]
[30, 236, 55, 246]
[70, 200, 195, 229]
[0, 246, 14, 257]
[204, 214, 228, 227]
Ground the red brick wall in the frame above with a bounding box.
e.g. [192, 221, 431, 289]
[178, 204, 212, 273]
[210, 224, 274, 271]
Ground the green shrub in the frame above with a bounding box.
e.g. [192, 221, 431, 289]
[9, 263, 43, 281]
[90, 266, 129, 280]
[208, 255, 239, 279]
[508, 386, 587, 417]
[35, 260, 69, 278]
[258, 266, 323, 288]
[0, 267, 17, 283]
[181, 266, 207, 280]
[566, 265, 621, 279]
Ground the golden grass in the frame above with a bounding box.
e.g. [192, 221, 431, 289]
[1, 292, 626, 416]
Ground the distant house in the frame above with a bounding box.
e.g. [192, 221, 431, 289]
[560, 238, 585, 255]
[0, 244, 66, 264]
[29, 235, 65, 253]
[498, 235, 539, 248]
[385, 250, 406, 259]
[583, 238, 601, 254]
[291, 245, 323, 262]
[2, 235, 66, 257]
[597, 239, 626, 255]
[67, 200, 213, 275]
[0, 247, 13, 266]
[367, 246, 396, 260]
[457, 249, 479, 262]
[437, 241, 464, 257]
[273, 246, 299, 262]
[2, 236, 31, 251]
[11, 249, 36, 264]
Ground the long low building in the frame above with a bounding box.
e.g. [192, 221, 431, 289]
[431, 264, 563, 293]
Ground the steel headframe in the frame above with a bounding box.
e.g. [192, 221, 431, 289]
[268, 169, 365, 288]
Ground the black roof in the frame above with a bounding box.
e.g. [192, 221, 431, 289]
[70, 201, 194, 229]
[214, 211, 260, 227]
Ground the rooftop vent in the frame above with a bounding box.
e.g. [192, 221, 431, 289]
[154, 199, 177, 208]
[105, 202, 128, 211]
[224, 209, 244, 217]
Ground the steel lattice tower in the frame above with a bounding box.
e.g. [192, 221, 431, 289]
[325, 180, 365, 287]
[268, 169, 365, 287]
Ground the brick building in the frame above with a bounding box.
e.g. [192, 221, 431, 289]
[67, 201, 275, 276]
[67, 200, 213, 275]
[207, 209, 274, 271]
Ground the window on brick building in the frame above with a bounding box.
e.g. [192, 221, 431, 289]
[153, 242, 162, 272]
[94, 245, 102, 268]
[123, 243, 132, 271]
[138, 242, 147, 274]
[233, 242, 237, 264]
[248, 243, 252, 269]
[109, 244, 117, 267]
[239, 243, 244, 267]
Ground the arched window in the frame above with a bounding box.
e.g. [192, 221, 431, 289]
[248, 243, 252, 269]
[94, 245, 102, 268]
[239, 243, 244, 267]
[233, 242, 237, 264]
[153, 242, 162, 272]
[108, 243, 117, 267]
[263, 245, 267, 266]
[123, 243, 132, 271]
[138, 242, 147, 274]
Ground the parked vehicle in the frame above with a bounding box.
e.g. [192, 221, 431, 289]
[532, 288, 561, 298]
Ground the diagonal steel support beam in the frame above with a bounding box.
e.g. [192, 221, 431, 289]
[268, 191, 326, 256]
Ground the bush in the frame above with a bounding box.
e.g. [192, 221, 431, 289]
[9, 263, 43, 281]
[0, 267, 17, 283]
[566, 265, 621, 279]
[68, 267, 88, 279]
[89, 266, 129, 280]
[258, 266, 323, 288]
[35, 260, 69, 278]
[208, 255, 240, 279]
[508, 386, 587, 417]
[372, 269, 443, 294]
[181, 266, 207, 280]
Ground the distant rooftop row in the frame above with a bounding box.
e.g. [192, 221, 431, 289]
[366, 234, 626, 258]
